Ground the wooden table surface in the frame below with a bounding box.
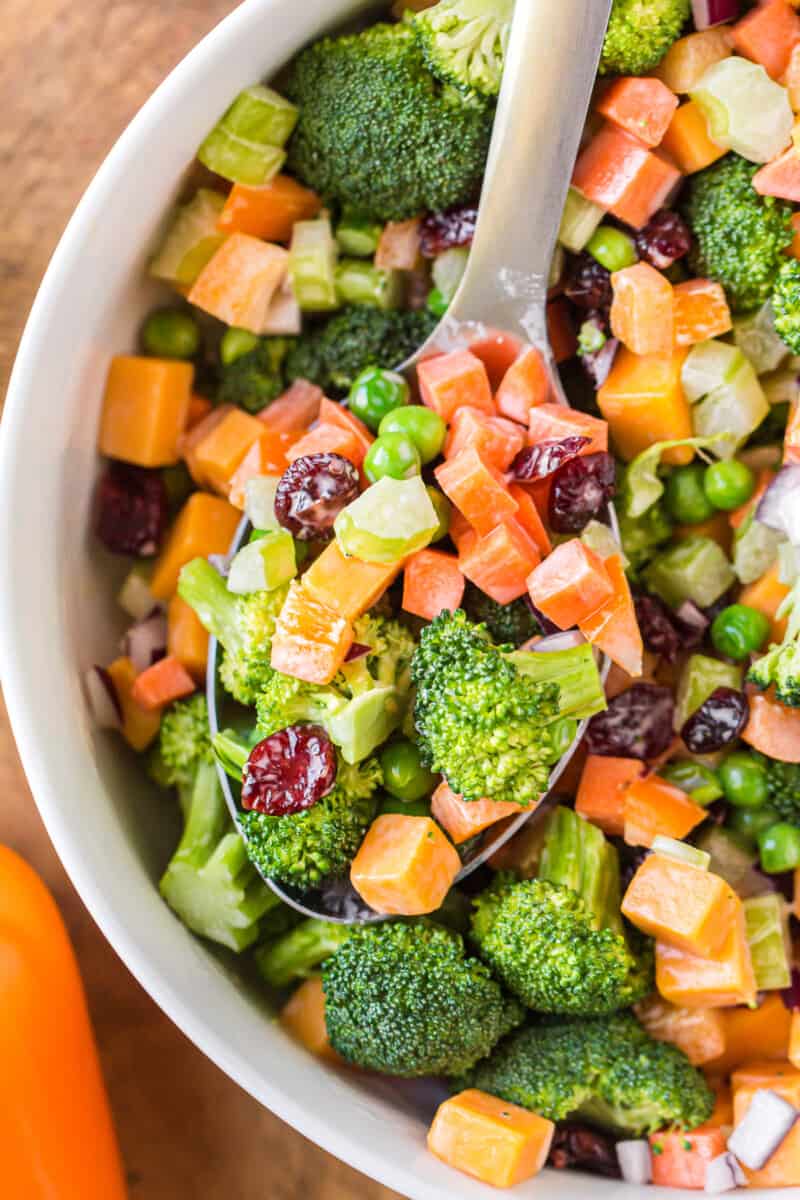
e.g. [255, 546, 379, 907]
[0, 4, 401, 1197]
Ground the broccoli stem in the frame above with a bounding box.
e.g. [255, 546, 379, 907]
[212, 729, 251, 781]
[178, 558, 242, 655]
[539, 806, 624, 936]
[254, 917, 350, 989]
[508, 643, 607, 721]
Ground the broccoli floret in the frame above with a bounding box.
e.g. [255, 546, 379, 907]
[283, 23, 493, 221]
[683, 154, 794, 314]
[411, 610, 606, 805]
[217, 337, 294, 414]
[321, 919, 524, 1076]
[760, 754, 800, 823]
[254, 917, 350, 989]
[748, 577, 800, 708]
[285, 306, 438, 397]
[239, 754, 382, 888]
[159, 761, 278, 951]
[412, 0, 512, 99]
[178, 558, 288, 706]
[462, 586, 541, 647]
[256, 614, 415, 763]
[457, 1013, 715, 1136]
[471, 808, 653, 1014]
[149, 693, 213, 790]
[600, 0, 689, 77]
[772, 258, 800, 354]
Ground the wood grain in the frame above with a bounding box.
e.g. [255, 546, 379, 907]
[0, 4, 401, 1197]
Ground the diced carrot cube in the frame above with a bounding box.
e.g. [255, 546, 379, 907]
[469, 332, 523, 389]
[654, 28, 733, 94]
[375, 218, 422, 271]
[318, 396, 374, 461]
[444, 407, 525, 472]
[739, 563, 791, 644]
[731, 1061, 800, 1096]
[623, 852, 739, 956]
[150, 492, 241, 601]
[303, 540, 400, 622]
[350, 814, 460, 916]
[528, 402, 608, 455]
[258, 379, 323, 433]
[188, 233, 289, 334]
[598, 346, 693, 465]
[635, 995, 727, 1066]
[610, 262, 675, 356]
[402, 549, 464, 621]
[546, 298, 577, 363]
[791, 1011, 800, 1069]
[280, 977, 340, 1062]
[448, 508, 474, 553]
[575, 754, 643, 837]
[572, 124, 682, 229]
[655, 901, 757, 1009]
[742, 691, 800, 763]
[270, 581, 353, 685]
[189, 407, 266, 495]
[495, 345, 550, 424]
[434, 447, 517, 536]
[731, 0, 800, 80]
[527, 539, 614, 630]
[699, 1086, 734, 1131]
[732, 1066, 800, 1187]
[753, 146, 800, 202]
[428, 1090, 555, 1189]
[578, 553, 644, 677]
[286, 423, 363, 469]
[459, 519, 541, 605]
[98, 355, 193, 467]
[130, 655, 196, 711]
[179, 404, 232, 486]
[595, 76, 679, 147]
[167, 594, 210, 684]
[418, 351, 494, 421]
[106, 657, 162, 752]
[705, 995, 792, 1078]
[661, 101, 727, 174]
[785, 397, 800, 464]
[217, 176, 321, 242]
[623, 776, 707, 849]
[186, 392, 212, 430]
[673, 279, 732, 346]
[673, 511, 733, 555]
[228, 431, 296, 508]
[508, 485, 552, 557]
[649, 1128, 727, 1190]
[430, 781, 525, 846]
[789, 211, 800, 258]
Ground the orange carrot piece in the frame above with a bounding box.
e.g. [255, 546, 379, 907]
[186, 392, 212, 430]
[280, 977, 340, 1063]
[742, 691, 800, 763]
[375, 218, 422, 271]
[418, 351, 495, 421]
[655, 901, 757, 1009]
[495, 345, 550, 424]
[732, 1066, 800, 1187]
[704, 994, 792, 1077]
[598, 346, 693, 465]
[468, 331, 523, 389]
[303, 540, 401, 622]
[445, 407, 525, 472]
[448, 508, 474, 553]
[546, 298, 577, 363]
[527, 402, 608, 455]
[785, 397, 800, 463]
[596, 76, 679, 147]
[258, 379, 323, 433]
[508, 484, 552, 557]
[622, 853, 739, 955]
[753, 146, 800, 202]
[623, 776, 707, 849]
[784, 42, 800, 112]
[673, 279, 732, 345]
[428, 1090, 555, 1189]
[790, 1011, 800, 1069]
[635, 995, 727, 1066]
[698, 1086, 734, 1131]
[739, 563, 791, 643]
[105, 657, 162, 751]
[286, 423, 364, 469]
[611, 262, 675, 356]
[789, 212, 800, 259]
[130, 655, 196, 711]
[673, 511, 733, 555]
[731, 0, 800, 80]
[189, 407, 266, 494]
[661, 101, 727, 174]
[350, 814, 461, 916]
[575, 754, 643, 837]
[578, 553, 644, 677]
[179, 404, 232, 486]
[729, 467, 775, 530]
[649, 1128, 727, 1189]
[217, 176, 321, 242]
[527, 539, 614, 630]
[150, 492, 241, 601]
[98, 355, 193, 467]
[434, 446, 518, 536]
[431, 781, 526, 845]
[572, 124, 682, 229]
[402, 549, 464, 621]
[653, 28, 733, 94]
[167, 594, 210, 685]
[458, 519, 541, 605]
[318, 396, 374, 461]
[188, 232, 289, 333]
[228, 430, 296, 508]
[270, 581, 353, 685]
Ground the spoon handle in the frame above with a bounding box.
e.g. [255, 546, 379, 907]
[449, 0, 613, 345]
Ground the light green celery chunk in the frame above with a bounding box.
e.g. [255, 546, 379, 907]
[690, 57, 794, 164]
[733, 511, 785, 585]
[761, 367, 800, 407]
[335, 213, 383, 258]
[227, 530, 296, 595]
[328, 688, 406, 765]
[779, 541, 800, 585]
[221, 85, 298, 146]
[651, 837, 710, 871]
[581, 520, 627, 567]
[557, 185, 605, 253]
[244, 476, 281, 531]
[335, 259, 403, 310]
[744, 894, 792, 991]
[198, 86, 297, 185]
[433, 246, 470, 303]
[289, 216, 339, 311]
[150, 189, 226, 285]
[674, 653, 743, 730]
[681, 340, 743, 404]
[335, 475, 438, 564]
[733, 303, 788, 376]
[692, 357, 769, 459]
[644, 536, 735, 612]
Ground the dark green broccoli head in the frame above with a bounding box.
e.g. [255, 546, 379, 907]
[683, 153, 794, 313]
[747, 579, 800, 709]
[284, 23, 493, 221]
[217, 337, 294, 414]
[150, 693, 212, 790]
[761, 754, 800, 823]
[239, 756, 382, 888]
[412, 0, 513, 99]
[285, 306, 438, 397]
[600, 0, 690, 76]
[321, 919, 524, 1076]
[772, 258, 800, 355]
[457, 1013, 715, 1136]
[462, 586, 540, 647]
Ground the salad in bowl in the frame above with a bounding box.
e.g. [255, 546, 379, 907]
[82, 0, 800, 1191]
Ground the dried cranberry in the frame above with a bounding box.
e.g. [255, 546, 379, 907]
[242, 725, 337, 815]
[782, 968, 800, 1013]
[580, 336, 619, 390]
[345, 642, 371, 661]
[549, 451, 616, 533]
[586, 683, 675, 760]
[419, 205, 478, 258]
[274, 453, 359, 540]
[635, 209, 691, 270]
[549, 1125, 620, 1178]
[634, 593, 704, 662]
[94, 462, 168, 556]
[681, 686, 749, 754]
[620, 846, 649, 893]
[512, 436, 590, 482]
[564, 253, 613, 311]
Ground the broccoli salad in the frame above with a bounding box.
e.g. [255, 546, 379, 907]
[88, 0, 800, 1191]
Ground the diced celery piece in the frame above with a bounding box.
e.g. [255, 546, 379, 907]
[581, 520, 627, 567]
[335, 476, 438, 563]
[432, 246, 470, 303]
[733, 511, 785, 585]
[779, 540, 800, 585]
[761, 367, 800, 408]
[557, 185, 605, 253]
[693, 357, 769, 458]
[227, 530, 296, 594]
[674, 653, 743, 730]
[198, 131, 284, 187]
[335, 213, 383, 258]
[244, 476, 281, 531]
[548, 244, 565, 290]
[691, 57, 794, 164]
[335, 259, 403, 310]
[289, 217, 339, 311]
[744, 894, 792, 991]
[644, 536, 736, 611]
[198, 86, 297, 185]
[695, 825, 765, 897]
[150, 189, 226, 285]
[222, 86, 298, 146]
[328, 687, 406, 764]
[651, 837, 710, 871]
[681, 340, 743, 404]
[733, 303, 788, 376]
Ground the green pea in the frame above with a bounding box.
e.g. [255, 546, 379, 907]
[161, 462, 194, 514]
[719, 750, 769, 809]
[220, 326, 260, 365]
[427, 287, 449, 318]
[659, 759, 723, 806]
[379, 741, 438, 802]
[728, 804, 780, 843]
[426, 486, 451, 542]
[664, 463, 716, 525]
[711, 604, 771, 661]
[364, 432, 421, 483]
[758, 822, 800, 874]
[586, 225, 637, 273]
[348, 367, 410, 433]
[379, 405, 447, 465]
[703, 460, 756, 512]
[141, 308, 200, 359]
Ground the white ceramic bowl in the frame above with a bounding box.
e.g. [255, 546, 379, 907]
[0, 3, 762, 1197]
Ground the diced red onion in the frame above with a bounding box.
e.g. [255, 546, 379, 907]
[704, 1152, 745, 1194]
[727, 1089, 799, 1169]
[756, 465, 800, 546]
[616, 1139, 652, 1186]
[676, 600, 710, 634]
[121, 612, 168, 673]
[691, 0, 740, 30]
[781, 967, 800, 1012]
[526, 630, 587, 653]
[84, 666, 122, 730]
[344, 642, 371, 662]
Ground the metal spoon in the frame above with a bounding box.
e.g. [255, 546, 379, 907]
[209, 0, 615, 923]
